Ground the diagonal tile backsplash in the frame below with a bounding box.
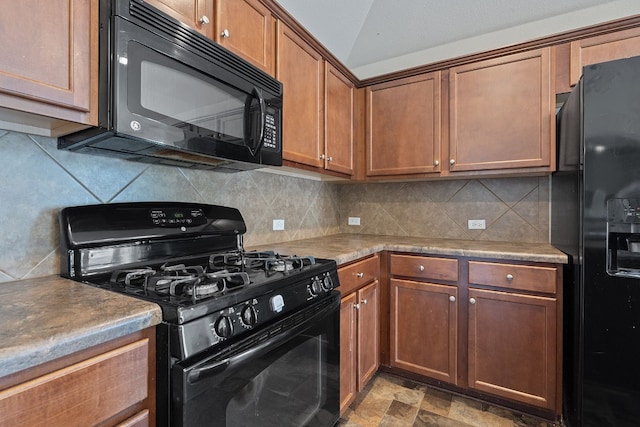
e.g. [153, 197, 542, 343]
[336, 176, 549, 243]
[0, 130, 549, 284]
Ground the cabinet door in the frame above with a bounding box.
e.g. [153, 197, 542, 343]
[145, 0, 213, 38]
[390, 279, 457, 384]
[570, 27, 640, 86]
[276, 22, 324, 168]
[324, 64, 355, 175]
[468, 288, 557, 410]
[215, 0, 274, 75]
[448, 48, 553, 172]
[366, 72, 441, 176]
[0, 0, 97, 126]
[357, 281, 379, 390]
[339, 293, 357, 415]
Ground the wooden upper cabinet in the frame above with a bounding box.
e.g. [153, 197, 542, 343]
[276, 21, 324, 168]
[570, 27, 640, 86]
[145, 0, 214, 38]
[448, 48, 554, 173]
[325, 64, 355, 175]
[0, 0, 98, 132]
[366, 72, 441, 177]
[215, 0, 275, 75]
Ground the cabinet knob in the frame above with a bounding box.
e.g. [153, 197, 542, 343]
[354, 303, 360, 310]
[356, 272, 364, 278]
[449, 295, 456, 302]
[434, 160, 439, 166]
[450, 159, 456, 166]
[320, 154, 326, 160]
[220, 28, 230, 38]
[328, 156, 333, 161]
[200, 16, 210, 25]
[469, 297, 476, 305]
[361, 298, 368, 305]
[506, 274, 514, 281]
[419, 265, 425, 272]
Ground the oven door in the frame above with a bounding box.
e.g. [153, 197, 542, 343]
[171, 292, 340, 427]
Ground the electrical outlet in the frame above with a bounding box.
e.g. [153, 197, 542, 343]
[348, 217, 361, 226]
[468, 219, 486, 230]
[272, 219, 285, 231]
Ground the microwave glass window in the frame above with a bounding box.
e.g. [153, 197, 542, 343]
[138, 59, 245, 140]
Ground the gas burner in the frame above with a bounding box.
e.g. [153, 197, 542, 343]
[209, 250, 277, 270]
[265, 255, 316, 272]
[110, 268, 156, 286]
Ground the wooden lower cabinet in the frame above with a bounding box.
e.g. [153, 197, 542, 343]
[340, 280, 379, 414]
[340, 292, 357, 412]
[388, 253, 561, 415]
[0, 328, 155, 427]
[357, 281, 380, 390]
[338, 255, 380, 414]
[468, 288, 557, 410]
[390, 279, 457, 384]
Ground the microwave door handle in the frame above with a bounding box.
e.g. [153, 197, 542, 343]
[244, 87, 265, 156]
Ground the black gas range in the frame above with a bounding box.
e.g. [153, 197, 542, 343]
[59, 202, 341, 427]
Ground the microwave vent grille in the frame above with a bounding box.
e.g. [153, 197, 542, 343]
[128, 0, 282, 97]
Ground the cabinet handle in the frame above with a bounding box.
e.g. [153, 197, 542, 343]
[200, 16, 210, 25]
[419, 265, 425, 272]
[450, 159, 456, 166]
[354, 303, 360, 310]
[361, 298, 368, 305]
[320, 154, 326, 160]
[434, 160, 439, 166]
[328, 156, 333, 161]
[449, 295, 456, 302]
[356, 272, 364, 278]
[506, 274, 514, 281]
[220, 28, 230, 37]
[469, 297, 476, 305]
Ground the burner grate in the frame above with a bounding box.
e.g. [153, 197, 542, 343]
[109, 263, 250, 301]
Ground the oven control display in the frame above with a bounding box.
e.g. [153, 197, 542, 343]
[149, 208, 206, 227]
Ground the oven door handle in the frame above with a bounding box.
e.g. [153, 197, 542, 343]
[187, 295, 339, 384]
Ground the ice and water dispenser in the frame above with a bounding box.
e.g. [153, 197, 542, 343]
[607, 198, 640, 277]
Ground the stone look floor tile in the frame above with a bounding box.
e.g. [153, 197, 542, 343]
[340, 373, 562, 427]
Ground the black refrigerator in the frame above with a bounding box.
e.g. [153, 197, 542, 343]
[552, 55, 640, 427]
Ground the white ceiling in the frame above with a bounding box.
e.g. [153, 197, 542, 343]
[275, 0, 640, 79]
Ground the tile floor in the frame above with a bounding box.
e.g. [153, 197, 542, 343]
[337, 372, 562, 427]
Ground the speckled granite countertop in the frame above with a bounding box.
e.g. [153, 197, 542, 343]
[1, 235, 565, 381]
[0, 276, 162, 379]
[250, 234, 568, 265]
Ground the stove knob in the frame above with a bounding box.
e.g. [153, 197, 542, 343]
[322, 274, 334, 291]
[214, 316, 233, 339]
[310, 278, 323, 296]
[241, 306, 258, 326]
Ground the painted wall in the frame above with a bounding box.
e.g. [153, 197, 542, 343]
[0, 130, 549, 283]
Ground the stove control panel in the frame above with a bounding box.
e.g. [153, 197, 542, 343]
[149, 207, 207, 227]
[177, 269, 340, 359]
[308, 272, 335, 297]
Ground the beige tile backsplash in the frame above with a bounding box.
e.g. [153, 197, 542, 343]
[0, 130, 549, 283]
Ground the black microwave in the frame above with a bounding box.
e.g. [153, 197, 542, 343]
[58, 0, 282, 171]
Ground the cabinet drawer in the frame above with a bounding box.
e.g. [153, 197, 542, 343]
[468, 261, 557, 294]
[338, 255, 379, 295]
[390, 254, 458, 282]
[0, 339, 149, 427]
